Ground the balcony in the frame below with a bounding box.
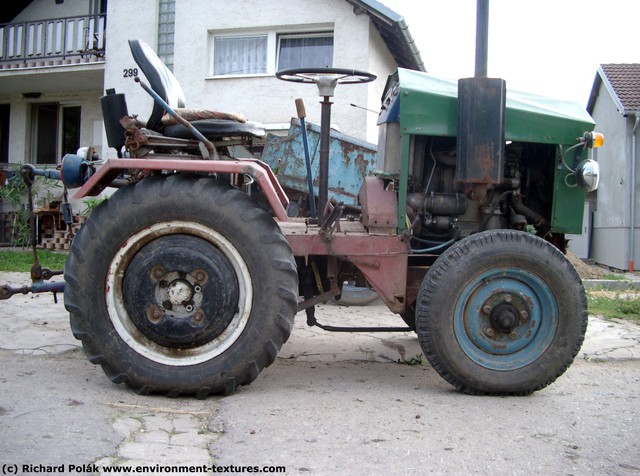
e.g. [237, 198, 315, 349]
[0, 13, 106, 70]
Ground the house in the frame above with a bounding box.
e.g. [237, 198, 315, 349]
[0, 0, 424, 175]
[586, 64, 640, 271]
[0, 0, 107, 168]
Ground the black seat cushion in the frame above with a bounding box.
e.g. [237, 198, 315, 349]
[128, 39, 186, 131]
[163, 119, 266, 140]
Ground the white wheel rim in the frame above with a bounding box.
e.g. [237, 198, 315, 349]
[105, 221, 253, 366]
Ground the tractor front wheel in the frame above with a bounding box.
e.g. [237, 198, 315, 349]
[416, 230, 587, 395]
[64, 174, 298, 397]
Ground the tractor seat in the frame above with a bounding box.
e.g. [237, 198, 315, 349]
[128, 39, 265, 140]
[163, 119, 267, 140]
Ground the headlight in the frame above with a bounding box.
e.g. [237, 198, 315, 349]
[575, 159, 600, 192]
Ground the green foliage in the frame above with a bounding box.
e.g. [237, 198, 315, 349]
[0, 170, 32, 247]
[6, 209, 32, 247]
[1, 164, 63, 247]
[0, 170, 29, 207]
[587, 292, 640, 323]
[0, 250, 67, 272]
[400, 354, 428, 366]
[80, 197, 107, 216]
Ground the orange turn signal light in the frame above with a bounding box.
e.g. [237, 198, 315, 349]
[583, 131, 605, 148]
[592, 132, 605, 148]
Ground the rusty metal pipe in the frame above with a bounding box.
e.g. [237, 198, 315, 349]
[318, 96, 332, 225]
[295, 98, 317, 220]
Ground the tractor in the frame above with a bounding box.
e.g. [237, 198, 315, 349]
[0, 9, 603, 397]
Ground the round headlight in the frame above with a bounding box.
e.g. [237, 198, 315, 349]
[575, 159, 600, 192]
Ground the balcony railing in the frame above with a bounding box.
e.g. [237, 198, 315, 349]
[0, 13, 106, 66]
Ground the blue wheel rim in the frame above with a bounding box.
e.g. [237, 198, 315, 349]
[453, 267, 558, 371]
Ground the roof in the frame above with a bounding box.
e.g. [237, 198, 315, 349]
[588, 64, 640, 116]
[344, 0, 425, 72]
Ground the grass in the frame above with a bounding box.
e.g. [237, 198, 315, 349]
[0, 249, 67, 272]
[587, 292, 640, 323]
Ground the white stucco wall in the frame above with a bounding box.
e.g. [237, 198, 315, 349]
[101, 0, 159, 131]
[100, 0, 394, 142]
[365, 23, 397, 143]
[173, 0, 376, 140]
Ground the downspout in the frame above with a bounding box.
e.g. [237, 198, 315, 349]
[629, 114, 640, 272]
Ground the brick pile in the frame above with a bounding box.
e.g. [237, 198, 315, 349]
[40, 216, 86, 251]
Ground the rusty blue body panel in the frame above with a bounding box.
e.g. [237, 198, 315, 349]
[261, 118, 378, 207]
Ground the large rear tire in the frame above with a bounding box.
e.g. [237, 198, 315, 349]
[64, 174, 298, 397]
[416, 230, 587, 395]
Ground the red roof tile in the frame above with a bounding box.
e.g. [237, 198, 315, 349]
[601, 64, 640, 113]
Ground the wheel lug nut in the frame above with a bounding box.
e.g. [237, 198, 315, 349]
[486, 328, 495, 337]
[504, 294, 512, 303]
[483, 305, 492, 314]
[520, 310, 529, 320]
[509, 331, 517, 339]
[151, 265, 165, 280]
[147, 306, 163, 324]
[193, 269, 208, 284]
[193, 310, 205, 323]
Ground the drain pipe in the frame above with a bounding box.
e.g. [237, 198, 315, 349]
[629, 114, 640, 272]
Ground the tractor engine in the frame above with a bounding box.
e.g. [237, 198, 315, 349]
[403, 136, 556, 251]
[377, 70, 600, 255]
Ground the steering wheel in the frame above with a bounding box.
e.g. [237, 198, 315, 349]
[277, 67, 376, 84]
[276, 68, 376, 96]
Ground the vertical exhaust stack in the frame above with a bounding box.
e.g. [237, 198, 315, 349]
[456, 0, 506, 200]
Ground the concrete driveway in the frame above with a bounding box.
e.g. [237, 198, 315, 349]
[1, 271, 639, 475]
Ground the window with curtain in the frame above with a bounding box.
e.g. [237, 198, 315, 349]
[214, 35, 268, 76]
[277, 34, 333, 70]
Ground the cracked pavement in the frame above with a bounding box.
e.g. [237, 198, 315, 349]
[1, 271, 639, 475]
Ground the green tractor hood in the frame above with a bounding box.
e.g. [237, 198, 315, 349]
[389, 68, 595, 145]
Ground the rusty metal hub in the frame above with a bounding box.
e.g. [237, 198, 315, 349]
[122, 234, 239, 348]
[489, 302, 520, 334]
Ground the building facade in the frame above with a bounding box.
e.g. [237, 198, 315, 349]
[587, 64, 640, 270]
[0, 0, 423, 172]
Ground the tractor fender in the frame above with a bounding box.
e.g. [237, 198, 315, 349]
[72, 158, 289, 221]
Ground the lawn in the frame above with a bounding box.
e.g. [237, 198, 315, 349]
[0, 249, 68, 272]
[587, 291, 640, 324]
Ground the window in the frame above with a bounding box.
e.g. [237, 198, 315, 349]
[30, 104, 81, 165]
[61, 107, 81, 158]
[211, 30, 333, 77]
[214, 35, 268, 76]
[277, 33, 333, 70]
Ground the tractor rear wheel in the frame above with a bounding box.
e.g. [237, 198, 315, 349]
[64, 174, 298, 397]
[416, 230, 587, 395]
